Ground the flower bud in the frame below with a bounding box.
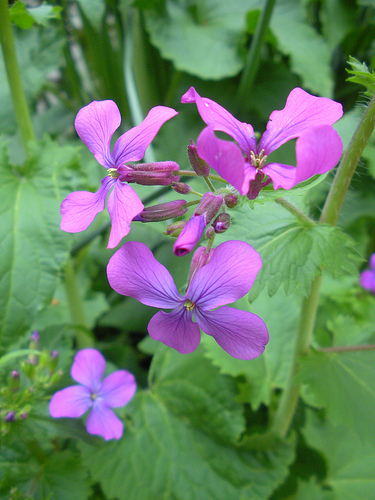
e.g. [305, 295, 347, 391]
[22, 360, 36, 381]
[118, 162, 180, 186]
[133, 200, 187, 222]
[30, 331, 40, 343]
[187, 141, 210, 176]
[194, 192, 223, 224]
[172, 182, 192, 194]
[48, 351, 59, 373]
[205, 226, 215, 239]
[5, 411, 16, 422]
[8, 371, 20, 392]
[187, 246, 214, 288]
[224, 192, 238, 209]
[164, 220, 188, 237]
[212, 213, 231, 233]
[173, 216, 206, 256]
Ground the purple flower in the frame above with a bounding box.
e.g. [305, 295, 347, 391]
[107, 241, 269, 359]
[360, 254, 375, 293]
[181, 87, 343, 196]
[49, 349, 136, 440]
[61, 100, 178, 248]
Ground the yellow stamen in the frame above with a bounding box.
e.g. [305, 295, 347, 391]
[184, 299, 195, 311]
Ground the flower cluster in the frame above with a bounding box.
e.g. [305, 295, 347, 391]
[52, 87, 345, 440]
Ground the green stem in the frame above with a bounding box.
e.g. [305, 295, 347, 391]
[271, 94, 375, 439]
[0, 0, 35, 147]
[236, 0, 276, 111]
[177, 170, 227, 184]
[184, 199, 201, 208]
[63, 259, 94, 348]
[317, 344, 375, 353]
[275, 198, 315, 227]
[203, 175, 216, 192]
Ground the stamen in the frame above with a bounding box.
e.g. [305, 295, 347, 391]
[184, 299, 195, 311]
[108, 168, 120, 178]
[250, 149, 268, 169]
[91, 393, 97, 401]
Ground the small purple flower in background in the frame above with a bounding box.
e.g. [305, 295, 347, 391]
[49, 349, 136, 440]
[107, 240, 269, 359]
[181, 87, 343, 197]
[60, 100, 178, 248]
[360, 254, 375, 293]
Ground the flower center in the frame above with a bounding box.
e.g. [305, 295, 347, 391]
[90, 393, 97, 401]
[184, 299, 195, 311]
[250, 149, 267, 169]
[108, 168, 120, 178]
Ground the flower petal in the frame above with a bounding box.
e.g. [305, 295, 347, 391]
[106, 180, 144, 249]
[294, 126, 343, 185]
[99, 370, 136, 408]
[187, 240, 262, 310]
[75, 100, 120, 168]
[148, 307, 201, 354]
[181, 87, 257, 157]
[49, 385, 92, 418]
[262, 163, 297, 190]
[259, 87, 343, 155]
[197, 127, 252, 195]
[86, 403, 123, 440]
[195, 306, 269, 359]
[173, 215, 206, 256]
[71, 349, 106, 391]
[112, 106, 178, 165]
[370, 254, 375, 270]
[107, 241, 182, 308]
[60, 177, 115, 233]
[360, 270, 375, 293]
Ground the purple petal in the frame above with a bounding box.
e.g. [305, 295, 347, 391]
[112, 106, 178, 165]
[71, 349, 106, 391]
[75, 100, 120, 168]
[370, 254, 375, 270]
[197, 127, 253, 195]
[187, 240, 262, 310]
[360, 270, 375, 293]
[148, 307, 201, 354]
[181, 87, 257, 157]
[262, 163, 297, 190]
[60, 177, 115, 233]
[294, 126, 343, 185]
[49, 385, 92, 418]
[259, 87, 343, 155]
[195, 306, 269, 359]
[173, 215, 206, 256]
[107, 241, 182, 308]
[106, 180, 144, 248]
[86, 402, 123, 440]
[99, 370, 136, 408]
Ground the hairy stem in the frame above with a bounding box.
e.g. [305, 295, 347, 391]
[0, 0, 35, 147]
[271, 94, 375, 439]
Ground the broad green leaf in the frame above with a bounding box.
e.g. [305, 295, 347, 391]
[202, 289, 299, 410]
[303, 410, 375, 499]
[10, 1, 62, 29]
[271, 0, 333, 96]
[295, 477, 334, 500]
[144, 0, 252, 79]
[225, 203, 360, 299]
[0, 140, 77, 345]
[299, 349, 375, 443]
[320, 0, 357, 49]
[81, 391, 294, 500]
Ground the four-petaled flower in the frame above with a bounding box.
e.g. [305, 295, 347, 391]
[49, 349, 136, 440]
[107, 240, 269, 359]
[181, 87, 343, 197]
[360, 253, 375, 293]
[60, 100, 178, 248]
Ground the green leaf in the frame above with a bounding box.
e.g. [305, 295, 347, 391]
[299, 349, 375, 443]
[295, 477, 334, 500]
[144, 0, 252, 79]
[9, 1, 35, 29]
[0, 140, 77, 346]
[270, 0, 333, 96]
[201, 289, 299, 410]
[10, 1, 62, 29]
[225, 203, 360, 299]
[81, 391, 294, 500]
[346, 56, 375, 97]
[76, 0, 106, 29]
[302, 410, 375, 499]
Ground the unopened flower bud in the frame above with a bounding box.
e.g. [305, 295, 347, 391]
[22, 360, 36, 381]
[224, 192, 238, 209]
[48, 351, 59, 373]
[205, 226, 215, 239]
[194, 192, 223, 224]
[134, 200, 187, 222]
[172, 182, 192, 194]
[187, 141, 210, 176]
[118, 161, 180, 186]
[20, 412, 28, 420]
[8, 371, 20, 392]
[5, 411, 16, 422]
[212, 213, 231, 233]
[30, 331, 40, 343]
[187, 246, 214, 288]
[164, 220, 188, 237]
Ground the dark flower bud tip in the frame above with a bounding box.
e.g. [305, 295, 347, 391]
[187, 141, 210, 177]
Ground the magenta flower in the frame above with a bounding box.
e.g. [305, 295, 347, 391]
[49, 349, 136, 440]
[107, 241, 269, 359]
[61, 100, 178, 248]
[360, 254, 375, 293]
[181, 87, 343, 196]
